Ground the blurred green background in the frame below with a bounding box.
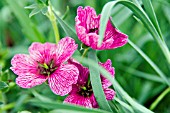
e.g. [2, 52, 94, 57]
[0, 0, 170, 113]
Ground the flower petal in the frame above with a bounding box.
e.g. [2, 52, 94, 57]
[89, 94, 99, 108]
[64, 94, 93, 108]
[28, 42, 57, 63]
[55, 37, 78, 65]
[10, 54, 37, 76]
[68, 58, 89, 85]
[16, 73, 47, 88]
[76, 6, 100, 48]
[99, 59, 115, 88]
[101, 19, 128, 50]
[48, 64, 79, 96]
[76, 6, 128, 50]
[104, 88, 115, 100]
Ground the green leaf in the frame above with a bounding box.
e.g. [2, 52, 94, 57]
[50, 109, 96, 113]
[114, 97, 134, 113]
[74, 56, 154, 113]
[0, 81, 8, 90]
[88, 50, 112, 112]
[29, 99, 111, 113]
[29, 8, 41, 18]
[128, 39, 170, 86]
[142, 0, 163, 40]
[6, 0, 45, 42]
[53, 11, 81, 48]
[119, 65, 166, 83]
[24, 4, 38, 9]
[99, 0, 170, 64]
[1, 70, 9, 81]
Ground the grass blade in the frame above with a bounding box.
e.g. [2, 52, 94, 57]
[142, 0, 163, 40]
[29, 99, 111, 113]
[114, 97, 134, 113]
[128, 39, 170, 86]
[88, 50, 112, 112]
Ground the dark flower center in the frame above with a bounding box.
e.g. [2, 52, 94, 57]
[37, 59, 57, 76]
[89, 28, 98, 34]
[78, 83, 93, 97]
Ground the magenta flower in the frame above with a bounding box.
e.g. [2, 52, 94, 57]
[64, 59, 115, 108]
[10, 37, 79, 96]
[76, 6, 128, 50]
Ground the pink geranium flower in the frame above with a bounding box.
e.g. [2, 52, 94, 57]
[10, 37, 79, 96]
[64, 59, 115, 108]
[76, 6, 128, 50]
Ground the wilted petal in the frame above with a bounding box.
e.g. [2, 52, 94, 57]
[48, 64, 79, 96]
[16, 74, 47, 88]
[64, 94, 93, 108]
[10, 54, 37, 76]
[104, 88, 115, 100]
[99, 59, 115, 88]
[55, 37, 78, 65]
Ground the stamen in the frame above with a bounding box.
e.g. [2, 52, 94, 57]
[89, 28, 98, 33]
[37, 59, 57, 76]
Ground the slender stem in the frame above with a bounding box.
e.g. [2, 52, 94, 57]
[150, 87, 170, 110]
[47, 1, 60, 44]
[81, 48, 89, 58]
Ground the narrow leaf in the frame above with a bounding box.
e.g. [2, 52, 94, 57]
[24, 4, 38, 9]
[142, 0, 163, 40]
[29, 8, 41, 18]
[88, 50, 112, 112]
[128, 39, 170, 86]
[114, 97, 134, 113]
[50, 109, 96, 113]
[29, 99, 111, 113]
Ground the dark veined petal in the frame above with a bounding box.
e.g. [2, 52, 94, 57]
[10, 54, 37, 76]
[68, 58, 89, 85]
[48, 64, 79, 96]
[99, 59, 115, 88]
[76, 6, 128, 50]
[55, 37, 78, 65]
[104, 88, 115, 100]
[28, 42, 57, 63]
[16, 73, 47, 88]
[64, 94, 93, 108]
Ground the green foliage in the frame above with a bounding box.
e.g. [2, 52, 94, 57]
[88, 50, 112, 111]
[0, 0, 170, 112]
[0, 81, 8, 90]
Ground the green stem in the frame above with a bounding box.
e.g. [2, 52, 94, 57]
[150, 87, 170, 110]
[81, 48, 89, 58]
[47, 1, 60, 44]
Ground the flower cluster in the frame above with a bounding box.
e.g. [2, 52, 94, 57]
[10, 6, 128, 108]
